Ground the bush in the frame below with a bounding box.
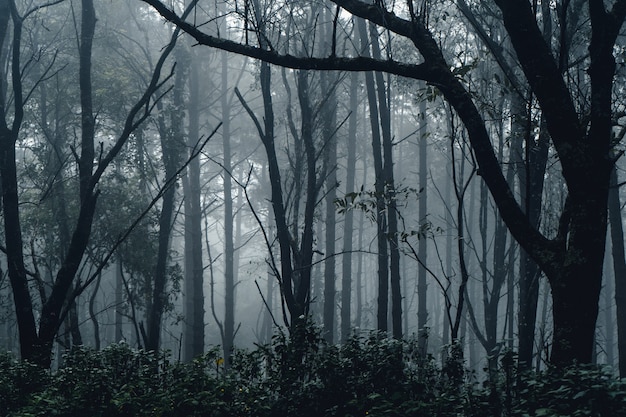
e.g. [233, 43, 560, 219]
[1, 327, 625, 417]
[0, 352, 50, 416]
[510, 365, 626, 417]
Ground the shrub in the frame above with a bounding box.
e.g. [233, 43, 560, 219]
[2, 327, 625, 417]
[510, 365, 626, 417]
[0, 352, 50, 416]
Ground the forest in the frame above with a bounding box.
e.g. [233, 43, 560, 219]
[1, 0, 626, 415]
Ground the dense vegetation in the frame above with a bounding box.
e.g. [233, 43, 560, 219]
[2, 324, 625, 417]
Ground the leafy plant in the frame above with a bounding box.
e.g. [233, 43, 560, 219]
[2, 328, 625, 417]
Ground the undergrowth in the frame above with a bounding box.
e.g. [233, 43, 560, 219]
[1, 323, 625, 417]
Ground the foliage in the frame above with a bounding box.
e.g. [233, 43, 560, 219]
[506, 364, 626, 417]
[0, 353, 50, 416]
[1, 329, 625, 417]
[335, 184, 421, 223]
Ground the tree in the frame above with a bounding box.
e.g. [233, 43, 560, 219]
[182, 47, 205, 361]
[355, 16, 389, 335]
[141, 0, 626, 367]
[416, 81, 428, 355]
[220, 46, 236, 365]
[609, 166, 626, 376]
[340, 71, 359, 342]
[321, 10, 339, 342]
[145, 46, 190, 352]
[1, 0, 180, 367]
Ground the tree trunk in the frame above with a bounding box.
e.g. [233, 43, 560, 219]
[237, 52, 319, 328]
[222, 48, 236, 365]
[322, 70, 338, 343]
[146, 49, 188, 352]
[145, 176, 176, 352]
[369, 23, 402, 339]
[442, 168, 452, 363]
[294, 69, 318, 322]
[451, 132, 473, 343]
[88, 273, 101, 350]
[115, 260, 124, 342]
[548, 186, 609, 365]
[356, 17, 388, 334]
[0, 3, 39, 365]
[608, 167, 626, 376]
[417, 82, 428, 354]
[511, 92, 549, 368]
[603, 252, 614, 366]
[22, 0, 100, 366]
[258, 61, 293, 321]
[341, 72, 358, 342]
[354, 156, 367, 329]
[183, 48, 204, 361]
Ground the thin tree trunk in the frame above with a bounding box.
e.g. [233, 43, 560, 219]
[355, 158, 367, 329]
[146, 176, 176, 351]
[322, 70, 338, 343]
[340, 71, 358, 342]
[417, 82, 428, 354]
[183, 48, 204, 361]
[146, 50, 188, 352]
[510, 92, 541, 369]
[36, 0, 98, 366]
[356, 17, 388, 334]
[115, 260, 124, 342]
[608, 166, 626, 377]
[222, 48, 236, 365]
[442, 169, 452, 363]
[603, 250, 614, 366]
[369, 23, 402, 339]
[295, 69, 318, 322]
[88, 272, 101, 350]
